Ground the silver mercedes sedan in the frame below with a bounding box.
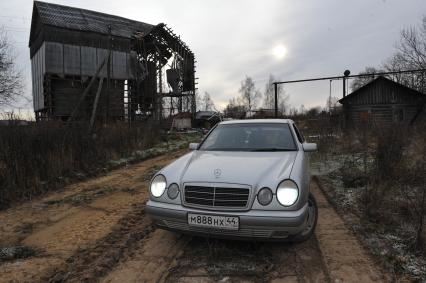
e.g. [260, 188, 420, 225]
[146, 119, 318, 241]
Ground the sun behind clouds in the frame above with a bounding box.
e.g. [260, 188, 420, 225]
[273, 44, 288, 60]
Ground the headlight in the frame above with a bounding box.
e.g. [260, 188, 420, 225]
[276, 180, 299, 206]
[167, 183, 179, 199]
[257, 187, 273, 206]
[150, 175, 167, 197]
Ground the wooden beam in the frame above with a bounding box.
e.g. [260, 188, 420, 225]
[89, 78, 104, 133]
[67, 50, 111, 123]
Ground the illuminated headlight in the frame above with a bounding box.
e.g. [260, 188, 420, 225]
[167, 183, 179, 199]
[257, 187, 273, 206]
[150, 175, 167, 197]
[276, 180, 299, 206]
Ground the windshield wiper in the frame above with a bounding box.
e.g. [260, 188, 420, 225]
[249, 148, 294, 152]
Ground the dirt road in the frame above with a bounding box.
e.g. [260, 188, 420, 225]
[0, 151, 387, 283]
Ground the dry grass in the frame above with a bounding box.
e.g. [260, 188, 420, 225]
[0, 120, 160, 209]
[311, 121, 426, 279]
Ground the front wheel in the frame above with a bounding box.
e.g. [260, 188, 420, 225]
[290, 192, 318, 243]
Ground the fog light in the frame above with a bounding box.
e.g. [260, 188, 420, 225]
[257, 187, 273, 206]
[167, 183, 179, 199]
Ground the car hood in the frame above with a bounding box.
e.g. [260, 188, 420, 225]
[175, 150, 298, 188]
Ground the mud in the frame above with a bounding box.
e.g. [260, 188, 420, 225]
[0, 150, 388, 283]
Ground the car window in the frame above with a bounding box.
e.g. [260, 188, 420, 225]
[199, 123, 297, 151]
[292, 124, 305, 143]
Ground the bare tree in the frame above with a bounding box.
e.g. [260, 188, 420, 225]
[383, 16, 426, 93]
[350, 67, 383, 91]
[0, 29, 22, 107]
[195, 92, 203, 111]
[239, 76, 261, 113]
[326, 96, 340, 113]
[263, 74, 289, 115]
[201, 92, 215, 111]
[299, 104, 306, 115]
[224, 97, 246, 118]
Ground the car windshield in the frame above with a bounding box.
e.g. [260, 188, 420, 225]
[199, 123, 297, 152]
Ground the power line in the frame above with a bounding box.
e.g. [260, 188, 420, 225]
[4, 29, 28, 33]
[0, 15, 31, 21]
[2, 25, 29, 31]
[273, 69, 426, 85]
[2, 26, 28, 30]
[272, 68, 426, 117]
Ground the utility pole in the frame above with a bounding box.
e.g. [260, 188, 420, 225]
[274, 83, 278, 118]
[105, 25, 112, 125]
[343, 70, 350, 98]
[329, 79, 332, 115]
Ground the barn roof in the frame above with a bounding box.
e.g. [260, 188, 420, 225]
[339, 76, 425, 104]
[31, 1, 155, 41]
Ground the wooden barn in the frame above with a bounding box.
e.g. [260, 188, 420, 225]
[29, 1, 196, 122]
[339, 76, 425, 127]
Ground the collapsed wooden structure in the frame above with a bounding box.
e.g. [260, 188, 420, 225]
[29, 1, 196, 122]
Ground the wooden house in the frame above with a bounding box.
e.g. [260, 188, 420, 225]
[339, 76, 425, 127]
[29, 1, 196, 122]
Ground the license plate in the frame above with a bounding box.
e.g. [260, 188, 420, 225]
[188, 213, 239, 230]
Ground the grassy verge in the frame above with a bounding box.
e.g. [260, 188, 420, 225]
[311, 135, 426, 281]
[0, 120, 202, 209]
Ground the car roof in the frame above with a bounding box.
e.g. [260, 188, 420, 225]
[219, 119, 294, 125]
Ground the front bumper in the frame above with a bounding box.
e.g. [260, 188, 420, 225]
[146, 201, 309, 240]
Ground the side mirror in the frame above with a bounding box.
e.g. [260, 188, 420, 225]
[189, 143, 199, 150]
[303, 143, 317, 152]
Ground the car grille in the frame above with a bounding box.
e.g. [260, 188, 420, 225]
[162, 220, 276, 239]
[184, 185, 250, 208]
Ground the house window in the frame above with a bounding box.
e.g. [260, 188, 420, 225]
[393, 109, 404, 122]
[391, 91, 396, 103]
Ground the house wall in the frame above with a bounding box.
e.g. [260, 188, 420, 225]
[49, 78, 124, 119]
[344, 104, 420, 126]
[342, 78, 425, 127]
[31, 42, 46, 111]
[31, 41, 136, 114]
[40, 42, 135, 80]
[342, 78, 423, 106]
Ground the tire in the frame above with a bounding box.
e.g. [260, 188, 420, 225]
[289, 192, 318, 243]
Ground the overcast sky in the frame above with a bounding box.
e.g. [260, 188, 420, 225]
[1, 0, 426, 116]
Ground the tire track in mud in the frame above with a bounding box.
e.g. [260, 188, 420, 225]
[42, 203, 155, 283]
[162, 235, 330, 283]
[0, 151, 188, 283]
[311, 179, 389, 283]
[100, 229, 191, 283]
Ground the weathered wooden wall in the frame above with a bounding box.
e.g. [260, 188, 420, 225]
[31, 41, 135, 113]
[31, 42, 46, 111]
[49, 78, 124, 119]
[343, 104, 420, 126]
[341, 77, 425, 127]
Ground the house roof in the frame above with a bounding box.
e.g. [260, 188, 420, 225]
[31, 1, 155, 40]
[339, 76, 425, 104]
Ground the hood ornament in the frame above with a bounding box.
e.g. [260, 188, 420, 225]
[214, 169, 221, 178]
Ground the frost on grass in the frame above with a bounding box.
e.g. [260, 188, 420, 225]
[107, 134, 199, 169]
[312, 153, 426, 281]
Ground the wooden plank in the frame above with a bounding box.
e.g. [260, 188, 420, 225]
[81, 46, 97, 76]
[112, 51, 128, 79]
[63, 44, 81, 75]
[45, 42, 63, 75]
[97, 48, 108, 78]
[89, 78, 104, 132]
